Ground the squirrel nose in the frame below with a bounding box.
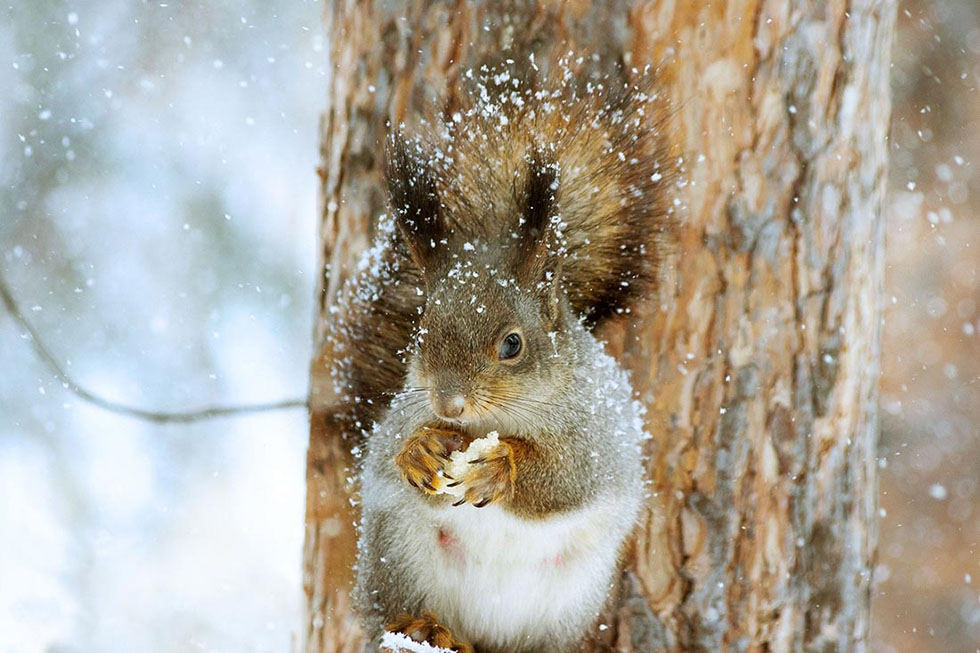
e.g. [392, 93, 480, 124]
[432, 392, 466, 419]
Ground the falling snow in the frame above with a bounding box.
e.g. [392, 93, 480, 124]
[0, 1, 326, 651]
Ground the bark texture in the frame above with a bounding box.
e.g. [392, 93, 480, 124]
[303, 1, 894, 651]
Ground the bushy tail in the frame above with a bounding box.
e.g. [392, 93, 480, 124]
[319, 58, 678, 448]
[393, 65, 678, 325]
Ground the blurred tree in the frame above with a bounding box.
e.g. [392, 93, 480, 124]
[302, 1, 895, 651]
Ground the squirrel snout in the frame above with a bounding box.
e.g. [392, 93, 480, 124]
[431, 391, 467, 420]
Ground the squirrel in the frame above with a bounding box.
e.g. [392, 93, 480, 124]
[351, 65, 675, 653]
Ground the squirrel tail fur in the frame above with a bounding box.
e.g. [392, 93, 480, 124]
[316, 63, 676, 445]
[386, 70, 677, 325]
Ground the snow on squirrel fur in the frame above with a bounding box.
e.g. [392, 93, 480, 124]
[350, 54, 673, 652]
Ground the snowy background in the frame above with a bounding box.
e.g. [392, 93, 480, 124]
[1, 1, 323, 650]
[0, 1, 976, 652]
[873, 3, 980, 650]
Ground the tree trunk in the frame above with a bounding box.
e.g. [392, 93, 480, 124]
[303, 1, 894, 651]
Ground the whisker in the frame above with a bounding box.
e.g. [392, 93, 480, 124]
[485, 389, 593, 417]
[388, 395, 431, 418]
[470, 396, 493, 430]
[471, 392, 504, 428]
[474, 390, 543, 432]
[500, 392, 589, 412]
[345, 387, 430, 404]
[473, 393, 508, 433]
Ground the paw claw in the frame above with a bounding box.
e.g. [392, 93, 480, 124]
[395, 426, 468, 496]
[386, 612, 472, 653]
[451, 440, 516, 508]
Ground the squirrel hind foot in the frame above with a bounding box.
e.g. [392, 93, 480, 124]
[385, 612, 473, 653]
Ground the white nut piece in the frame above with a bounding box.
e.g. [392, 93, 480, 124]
[435, 431, 501, 498]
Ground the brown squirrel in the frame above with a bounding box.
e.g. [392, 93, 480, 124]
[349, 66, 675, 653]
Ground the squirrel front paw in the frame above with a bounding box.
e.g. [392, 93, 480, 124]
[395, 425, 468, 494]
[386, 612, 473, 653]
[447, 439, 516, 508]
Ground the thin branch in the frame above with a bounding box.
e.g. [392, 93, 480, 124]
[0, 272, 309, 424]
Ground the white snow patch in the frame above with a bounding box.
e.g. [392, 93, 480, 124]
[380, 631, 454, 653]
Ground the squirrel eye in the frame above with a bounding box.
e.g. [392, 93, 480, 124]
[499, 332, 523, 361]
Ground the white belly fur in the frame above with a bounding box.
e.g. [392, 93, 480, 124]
[417, 494, 620, 648]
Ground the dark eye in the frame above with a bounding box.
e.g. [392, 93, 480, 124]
[499, 332, 523, 361]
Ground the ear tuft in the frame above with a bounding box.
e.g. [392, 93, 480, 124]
[385, 131, 445, 273]
[515, 154, 559, 285]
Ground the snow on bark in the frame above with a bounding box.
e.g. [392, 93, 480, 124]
[304, 1, 895, 651]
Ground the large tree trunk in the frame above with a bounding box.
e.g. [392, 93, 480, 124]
[303, 1, 894, 651]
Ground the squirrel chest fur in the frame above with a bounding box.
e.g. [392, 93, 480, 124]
[350, 69, 674, 652]
[360, 320, 646, 652]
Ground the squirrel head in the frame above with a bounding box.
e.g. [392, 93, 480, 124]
[386, 133, 574, 430]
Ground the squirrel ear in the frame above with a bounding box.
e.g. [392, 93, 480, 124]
[515, 156, 559, 287]
[385, 130, 445, 274]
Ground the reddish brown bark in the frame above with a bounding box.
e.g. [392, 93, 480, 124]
[304, 1, 894, 650]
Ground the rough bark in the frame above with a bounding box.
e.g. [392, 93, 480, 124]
[303, 1, 894, 651]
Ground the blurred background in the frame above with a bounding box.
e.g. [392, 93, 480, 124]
[0, 1, 975, 652]
[0, 1, 323, 650]
[874, 2, 980, 650]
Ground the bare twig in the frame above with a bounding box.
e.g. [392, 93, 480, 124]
[0, 272, 308, 423]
